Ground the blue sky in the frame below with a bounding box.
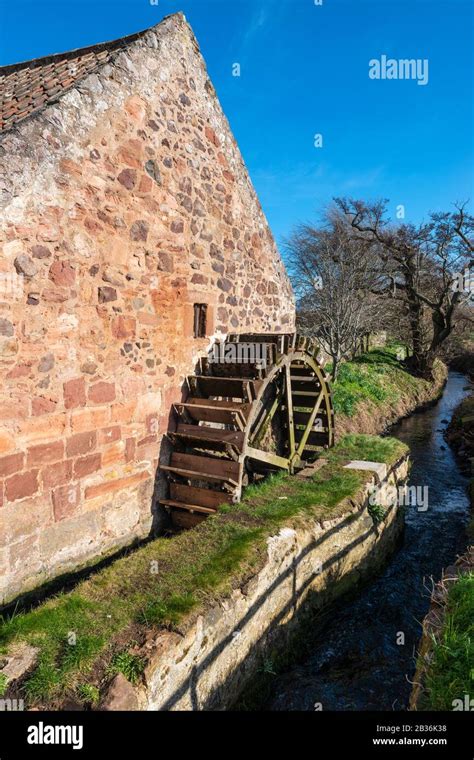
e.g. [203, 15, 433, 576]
[1, 0, 473, 249]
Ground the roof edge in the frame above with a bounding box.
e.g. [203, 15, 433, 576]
[0, 12, 185, 74]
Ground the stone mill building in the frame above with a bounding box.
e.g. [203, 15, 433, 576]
[0, 13, 295, 605]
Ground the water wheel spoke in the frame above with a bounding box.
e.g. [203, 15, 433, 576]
[295, 389, 325, 457]
[285, 364, 297, 465]
[246, 447, 290, 470]
[250, 387, 283, 448]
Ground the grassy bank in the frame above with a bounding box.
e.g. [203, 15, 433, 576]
[412, 388, 474, 711]
[333, 347, 447, 438]
[420, 570, 474, 710]
[0, 434, 407, 707]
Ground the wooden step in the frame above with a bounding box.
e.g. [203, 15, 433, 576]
[300, 444, 326, 453]
[161, 465, 238, 487]
[287, 410, 328, 427]
[290, 366, 316, 376]
[186, 398, 251, 412]
[206, 365, 267, 381]
[283, 425, 330, 446]
[174, 402, 247, 430]
[292, 390, 322, 397]
[170, 482, 231, 509]
[284, 422, 330, 435]
[294, 424, 330, 434]
[169, 425, 245, 453]
[293, 412, 329, 430]
[291, 392, 324, 408]
[160, 499, 217, 515]
[188, 376, 262, 401]
[169, 452, 240, 480]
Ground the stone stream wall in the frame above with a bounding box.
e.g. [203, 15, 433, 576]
[101, 456, 409, 711]
[0, 14, 295, 605]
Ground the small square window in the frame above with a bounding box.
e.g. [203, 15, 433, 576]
[193, 303, 207, 338]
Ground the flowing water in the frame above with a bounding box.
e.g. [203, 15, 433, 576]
[265, 371, 472, 711]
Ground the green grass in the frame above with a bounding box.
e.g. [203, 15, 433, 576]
[77, 683, 100, 706]
[422, 572, 474, 710]
[368, 502, 386, 524]
[107, 652, 145, 685]
[0, 433, 407, 706]
[332, 347, 433, 417]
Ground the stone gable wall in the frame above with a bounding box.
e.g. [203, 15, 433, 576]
[0, 14, 295, 605]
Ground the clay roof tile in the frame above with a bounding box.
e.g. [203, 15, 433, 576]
[0, 19, 170, 133]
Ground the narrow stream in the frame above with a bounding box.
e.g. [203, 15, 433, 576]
[265, 371, 472, 711]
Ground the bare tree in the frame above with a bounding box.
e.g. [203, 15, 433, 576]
[287, 215, 382, 381]
[335, 198, 474, 378]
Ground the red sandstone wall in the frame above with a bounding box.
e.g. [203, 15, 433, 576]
[0, 14, 295, 604]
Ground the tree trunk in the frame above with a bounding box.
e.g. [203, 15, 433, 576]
[407, 350, 436, 379]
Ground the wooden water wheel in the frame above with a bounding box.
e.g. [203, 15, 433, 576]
[160, 333, 334, 529]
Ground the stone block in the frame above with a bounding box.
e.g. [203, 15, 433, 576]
[0, 452, 24, 478]
[73, 453, 101, 478]
[344, 460, 388, 483]
[85, 470, 150, 500]
[63, 377, 86, 409]
[41, 459, 74, 488]
[71, 407, 111, 433]
[88, 382, 116, 404]
[52, 482, 81, 522]
[27, 441, 64, 466]
[66, 431, 97, 457]
[100, 674, 139, 711]
[5, 470, 39, 502]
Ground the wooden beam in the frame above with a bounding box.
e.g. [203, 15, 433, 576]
[170, 452, 240, 479]
[285, 363, 296, 462]
[160, 465, 238, 488]
[250, 389, 282, 448]
[160, 499, 217, 515]
[246, 447, 290, 470]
